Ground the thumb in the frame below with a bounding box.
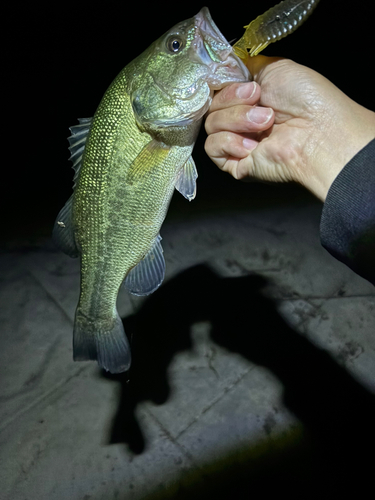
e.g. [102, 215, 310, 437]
[245, 55, 285, 82]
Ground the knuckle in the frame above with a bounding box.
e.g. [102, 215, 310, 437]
[232, 105, 250, 128]
[217, 84, 233, 102]
[212, 83, 237, 107]
[204, 112, 214, 134]
[222, 131, 233, 147]
[204, 134, 214, 154]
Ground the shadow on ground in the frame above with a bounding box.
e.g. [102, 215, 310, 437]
[102, 264, 375, 497]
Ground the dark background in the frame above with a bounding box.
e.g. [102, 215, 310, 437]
[3, 2, 375, 497]
[4, 0, 374, 244]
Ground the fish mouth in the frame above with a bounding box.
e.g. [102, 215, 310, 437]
[192, 7, 250, 89]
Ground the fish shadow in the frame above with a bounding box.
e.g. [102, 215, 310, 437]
[101, 264, 375, 492]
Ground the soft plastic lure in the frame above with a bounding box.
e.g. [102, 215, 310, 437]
[233, 0, 320, 60]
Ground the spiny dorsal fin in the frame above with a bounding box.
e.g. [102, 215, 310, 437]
[68, 118, 92, 187]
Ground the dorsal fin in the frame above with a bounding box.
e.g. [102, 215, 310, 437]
[68, 117, 92, 187]
[52, 118, 92, 257]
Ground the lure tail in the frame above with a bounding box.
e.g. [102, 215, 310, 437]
[73, 309, 131, 373]
[233, 0, 320, 60]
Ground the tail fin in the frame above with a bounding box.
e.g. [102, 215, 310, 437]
[73, 310, 131, 373]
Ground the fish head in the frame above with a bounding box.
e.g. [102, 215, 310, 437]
[129, 7, 250, 137]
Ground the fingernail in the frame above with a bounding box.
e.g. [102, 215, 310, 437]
[247, 107, 273, 125]
[236, 82, 256, 99]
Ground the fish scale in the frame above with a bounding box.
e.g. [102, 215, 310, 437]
[74, 62, 194, 342]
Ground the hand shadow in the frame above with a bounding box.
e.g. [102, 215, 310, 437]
[102, 264, 375, 492]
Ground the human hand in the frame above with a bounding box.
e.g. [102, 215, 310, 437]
[205, 56, 375, 201]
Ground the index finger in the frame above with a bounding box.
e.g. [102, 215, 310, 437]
[209, 81, 261, 113]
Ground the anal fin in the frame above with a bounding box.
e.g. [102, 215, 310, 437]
[124, 235, 165, 296]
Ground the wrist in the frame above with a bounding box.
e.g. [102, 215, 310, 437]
[302, 100, 375, 201]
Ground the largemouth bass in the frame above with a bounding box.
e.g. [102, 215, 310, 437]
[54, 2, 319, 374]
[53, 7, 249, 373]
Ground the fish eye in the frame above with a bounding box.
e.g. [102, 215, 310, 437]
[166, 36, 184, 53]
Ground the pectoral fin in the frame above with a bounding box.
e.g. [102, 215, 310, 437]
[175, 156, 198, 201]
[127, 140, 170, 186]
[124, 235, 165, 296]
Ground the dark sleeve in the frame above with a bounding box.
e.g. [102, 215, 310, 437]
[320, 138, 375, 285]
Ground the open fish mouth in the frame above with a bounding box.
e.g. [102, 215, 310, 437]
[192, 7, 250, 89]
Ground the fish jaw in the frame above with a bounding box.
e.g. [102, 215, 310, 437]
[191, 7, 251, 90]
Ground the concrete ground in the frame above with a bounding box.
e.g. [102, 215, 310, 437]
[1, 180, 374, 500]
